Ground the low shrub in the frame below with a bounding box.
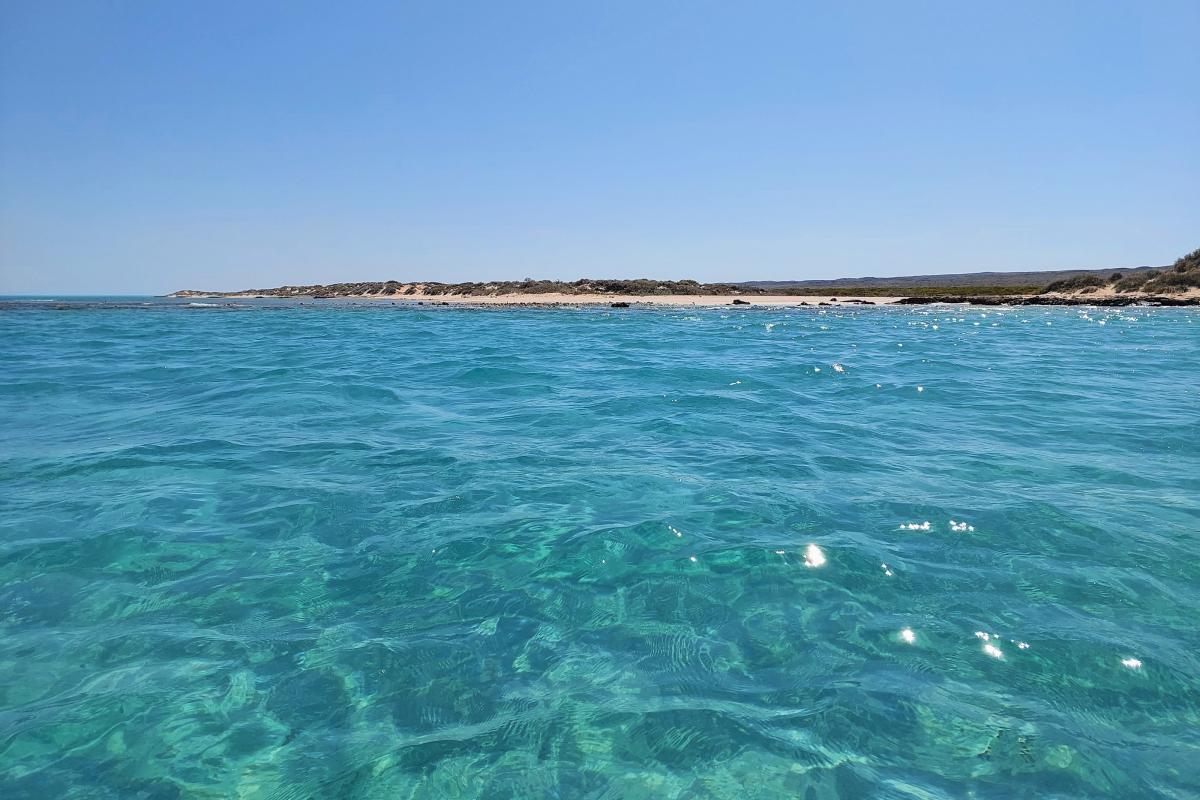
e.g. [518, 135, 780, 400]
[1143, 270, 1200, 292]
[1042, 274, 1104, 293]
[1114, 271, 1155, 292]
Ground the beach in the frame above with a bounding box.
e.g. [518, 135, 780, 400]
[202, 292, 905, 306]
[376, 292, 902, 306]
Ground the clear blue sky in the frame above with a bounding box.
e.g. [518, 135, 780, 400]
[1, 1, 1197, 294]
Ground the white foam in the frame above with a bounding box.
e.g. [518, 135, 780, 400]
[804, 543, 827, 568]
[1121, 657, 1142, 670]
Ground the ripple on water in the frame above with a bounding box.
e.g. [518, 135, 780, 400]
[0, 301, 1198, 798]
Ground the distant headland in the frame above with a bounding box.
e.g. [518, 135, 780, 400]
[170, 248, 1200, 306]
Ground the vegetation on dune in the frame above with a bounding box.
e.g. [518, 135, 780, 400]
[177, 280, 1043, 299]
[1113, 271, 1156, 292]
[421, 281, 1039, 298]
[833, 285, 1042, 297]
[420, 278, 750, 296]
[1142, 248, 1200, 292]
[1043, 274, 1105, 293]
[171, 248, 1198, 301]
[1040, 247, 1199, 295]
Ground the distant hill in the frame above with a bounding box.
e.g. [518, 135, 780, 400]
[742, 265, 1162, 290]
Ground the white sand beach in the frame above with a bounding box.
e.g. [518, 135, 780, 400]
[219, 292, 906, 306]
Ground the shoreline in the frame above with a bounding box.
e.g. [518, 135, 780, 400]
[202, 292, 902, 307]
[169, 290, 1200, 307]
[167, 262, 1200, 306]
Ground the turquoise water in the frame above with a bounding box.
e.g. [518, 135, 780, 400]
[1, 298, 1198, 799]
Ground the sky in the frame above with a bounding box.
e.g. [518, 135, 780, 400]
[1, 1, 1197, 294]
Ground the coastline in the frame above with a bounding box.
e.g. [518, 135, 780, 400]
[169, 289, 1200, 307]
[198, 292, 903, 307]
[167, 258, 1200, 306]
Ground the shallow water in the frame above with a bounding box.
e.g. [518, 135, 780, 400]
[1, 298, 1198, 799]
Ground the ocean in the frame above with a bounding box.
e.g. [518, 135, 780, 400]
[1, 297, 1198, 798]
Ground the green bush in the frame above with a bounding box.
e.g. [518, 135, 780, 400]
[1042, 274, 1104, 293]
[1171, 247, 1200, 273]
[1144, 270, 1200, 292]
[1114, 271, 1155, 292]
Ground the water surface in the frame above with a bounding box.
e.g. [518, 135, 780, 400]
[2, 298, 1198, 798]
